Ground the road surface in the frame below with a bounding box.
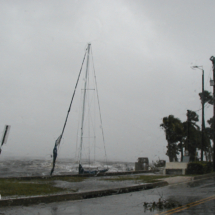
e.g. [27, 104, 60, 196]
[0, 177, 214, 215]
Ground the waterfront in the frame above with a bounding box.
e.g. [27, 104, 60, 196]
[0, 157, 135, 178]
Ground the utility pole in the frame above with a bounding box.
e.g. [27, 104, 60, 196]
[191, 66, 204, 161]
[186, 110, 190, 156]
[210, 56, 215, 172]
[202, 69, 205, 161]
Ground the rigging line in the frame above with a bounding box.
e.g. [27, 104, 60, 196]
[94, 85, 96, 163]
[86, 96, 96, 131]
[76, 91, 93, 162]
[59, 47, 88, 143]
[79, 44, 91, 165]
[75, 90, 83, 162]
[85, 79, 97, 162]
[88, 82, 91, 166]
[92, 84, 96, 164]
[91, 47, 108, 165]
[50, 47, 88, 175]
[82, 72, 97, 164]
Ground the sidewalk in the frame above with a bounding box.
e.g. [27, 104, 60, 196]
[160, 172, 215, 185]
[159, 176, 193, 184]
[0, 172, 214, 207]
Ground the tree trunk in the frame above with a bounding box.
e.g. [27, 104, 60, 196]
[168, 142, 174, 162]
[208, 141, 212, 161]
[188, 145, 196, 162]
[180, 141, 183, 162]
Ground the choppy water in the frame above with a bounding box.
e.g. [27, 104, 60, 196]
[0, 157, 135, 177]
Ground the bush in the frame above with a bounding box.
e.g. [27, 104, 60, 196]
[205, 162, 213, 173]
[186, 161, 213, 175]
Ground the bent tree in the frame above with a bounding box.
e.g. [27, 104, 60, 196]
[160, 115, 182, 162]
[161, 112, 203, 162]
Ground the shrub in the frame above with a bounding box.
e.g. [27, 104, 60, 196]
[186, 161, 213, 175]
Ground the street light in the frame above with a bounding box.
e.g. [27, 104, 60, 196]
[191, 65, 204, 161]
[209, 56, 215, 172]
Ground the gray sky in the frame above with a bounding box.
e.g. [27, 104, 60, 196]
[0, 0, 215, 163]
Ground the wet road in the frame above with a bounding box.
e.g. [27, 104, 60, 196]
[0, 177, 214, 215]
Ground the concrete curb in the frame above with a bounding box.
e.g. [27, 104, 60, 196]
[0, 181, 168, 207]
[193, 172, 215, 180]
[0, 172, 214, 207]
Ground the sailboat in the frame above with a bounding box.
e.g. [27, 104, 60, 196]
[50, 44, 108, 175]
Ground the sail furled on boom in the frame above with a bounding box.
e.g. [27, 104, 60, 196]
[50, 46, 88, 176]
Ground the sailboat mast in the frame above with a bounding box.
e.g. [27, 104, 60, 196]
[79, 43, 91, 165]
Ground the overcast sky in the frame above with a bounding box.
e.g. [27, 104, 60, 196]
[1, 0, 215, 163]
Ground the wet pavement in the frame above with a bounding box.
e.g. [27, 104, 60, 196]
[52, 174, 154, 193]
[0, 177, 214, 214]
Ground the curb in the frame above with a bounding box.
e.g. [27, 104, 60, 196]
[0, 172, 214, 207]
[0, 181, 168, 207]
[193, 172, 215, 180]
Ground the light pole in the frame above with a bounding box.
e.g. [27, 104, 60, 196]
[209, 56, 215, 172]
[191, 66, 204, 161]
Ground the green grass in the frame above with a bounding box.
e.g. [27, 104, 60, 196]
[0, 176, 87, 197]
[0, 175, 184, 197]
[101, 175, 172, 183]
[44, 176, 87, 182]
[0, 179, 63, 196]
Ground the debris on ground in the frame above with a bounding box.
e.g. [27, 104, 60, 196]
[143, 198, 182, 211]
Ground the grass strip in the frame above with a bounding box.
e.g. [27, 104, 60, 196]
[0, 176, 87, 197]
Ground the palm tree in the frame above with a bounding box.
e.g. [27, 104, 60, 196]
[160, 115, 182, 162]
[161, 112, 202, 162]
[198, 90, 213, 161]
[203, 127, 213, 161]
[184, 110, 200, 162]
[174, 121, 185, 161]
[205, 117, 214, 161]
[199, 90, 213, 105]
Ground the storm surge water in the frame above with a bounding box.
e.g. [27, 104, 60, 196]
[0, 157, 135, 177]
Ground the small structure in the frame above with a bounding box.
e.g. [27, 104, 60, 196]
[163, 162, 188, 175]
[135, 157, 149, 171]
